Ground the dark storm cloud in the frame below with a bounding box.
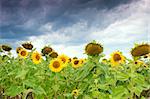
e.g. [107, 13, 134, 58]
[0, 0, 134, 41]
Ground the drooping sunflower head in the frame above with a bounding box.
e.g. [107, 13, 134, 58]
[71, 59, 82, 68]
[85, 41, 103, 56]
[41, 46, 53, 56]
[31, 51, 42, 64]
[49, 51, 58, 58]
[71, 89, 79, 97]
[16, 47, 23, 53]
[2, 45, 12, 51]
[49, 59, 63, 72]
[18, 49, 28, 58]
[131, 43, 150, 57]
[110, 51, 125, 66]
[57, 54, 70, 66]
[22, 42, 33, 50]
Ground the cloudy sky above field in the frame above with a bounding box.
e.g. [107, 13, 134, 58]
[0, 0, 149, 58]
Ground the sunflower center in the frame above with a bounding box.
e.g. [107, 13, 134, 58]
[72, 90, 78, 96]
[21, 51, 26, 56]
[113, 54, 121, 61]
[74, 60, 79, 65]
[53, 61, 60, 68]
[36, 54, 40, 60]
[61, 58, 66, 63]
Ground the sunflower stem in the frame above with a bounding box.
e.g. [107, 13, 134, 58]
[54, 73, 58, 99]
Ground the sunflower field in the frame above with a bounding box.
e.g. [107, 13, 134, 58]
[0, 41, 150, 99]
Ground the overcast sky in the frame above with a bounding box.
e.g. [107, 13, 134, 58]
[0, 0, 149, 58]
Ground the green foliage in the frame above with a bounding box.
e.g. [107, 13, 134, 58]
[0, 51, 150, 99]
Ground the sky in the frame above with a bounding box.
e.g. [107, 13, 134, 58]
[0, 0, 149, 58]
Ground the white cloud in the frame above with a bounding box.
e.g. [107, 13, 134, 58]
[27, 21, 88, 58]
[24, 0, 149, 58]
[52, 44, 87, 58]
[39, 23, 53, 32]
[88, 0, 149, 58]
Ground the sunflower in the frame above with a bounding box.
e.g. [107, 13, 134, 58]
[2, 45, 12, 51]
[79, 58, 86, 64]
[134, 60, 143, 65]
[22, 42, 33, 50]
[57, 54, 70, 66]
[31, 51, 42, 64]
[49, 59, 63, 72]
[71, 89, 79, 97]
[18, 49, 28, 58]
[134, 60, 148, 68]
[71, 59, 82, 68]
[110, 51, 125, 66]
[16, 47, 23, 53]
[85, 42, 103, 56]
[131, 43, 150, 57]
[49, 51, 58, 58]
[41, 46, 53, 56]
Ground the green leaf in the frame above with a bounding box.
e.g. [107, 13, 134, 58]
[134, 74, 145, 85]
[63, 93, 72, 97]
[92, 91, 108, 99]
[92, 91, 101, 98]
[116, 72, 129, 81]
[15, 69, 29, 79]
[134, 86, 143, 96]
[112, 86, 128, 98]
[33, 86, 46, 95]
[52, 85, 60, 92]
[23, 79, 37, 88]
[83, 95, 92, 99]
[97, 84, 109, 90]
[5, 85, 24, 96]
